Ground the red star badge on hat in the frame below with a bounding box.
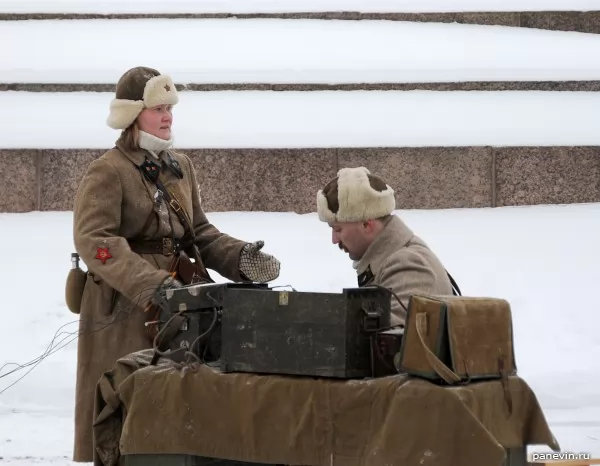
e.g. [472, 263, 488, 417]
[95, 247, 112, 264]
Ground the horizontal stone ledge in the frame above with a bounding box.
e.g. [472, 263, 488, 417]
[2, 146, 599, 213]
[2, 11, 600, 34]
[4, 81, 600, 93]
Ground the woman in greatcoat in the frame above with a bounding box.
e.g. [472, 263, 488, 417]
[69, 66, 281, 462]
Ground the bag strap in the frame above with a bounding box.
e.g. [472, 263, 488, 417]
[415, 313, 461, 384]
[446, 271, 461, 296]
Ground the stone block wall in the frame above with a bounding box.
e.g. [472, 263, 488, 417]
[3, 11, 600, 34]
[2, 147, 598, 213]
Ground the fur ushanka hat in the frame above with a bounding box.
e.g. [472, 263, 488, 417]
[106, 66, 179, 130]
[317, 167, 396, 223]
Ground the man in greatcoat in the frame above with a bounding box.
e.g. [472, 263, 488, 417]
[316, 166, 457, 328]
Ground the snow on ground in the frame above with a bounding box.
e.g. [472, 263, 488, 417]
[4, 19, 600, 84]
[2, 90, 600, 149]
[2, 0, 600, 14]
[0, 204, 600, 464]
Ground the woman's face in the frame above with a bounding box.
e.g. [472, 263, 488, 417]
[137, 104, 173, 140]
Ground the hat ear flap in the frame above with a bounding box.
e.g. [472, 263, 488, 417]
[106, 99, 145, 130]
[317, 190, 337, 223]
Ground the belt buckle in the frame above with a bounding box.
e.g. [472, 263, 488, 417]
[162, 237, 173, 256]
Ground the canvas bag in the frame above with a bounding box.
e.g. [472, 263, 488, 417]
[396, 294, 517, 384]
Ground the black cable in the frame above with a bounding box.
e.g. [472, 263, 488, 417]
[184, 292, 221, 365]
[370, 284, 408, 313]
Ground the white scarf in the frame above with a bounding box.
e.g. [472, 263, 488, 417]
[139, 130, 174, 160]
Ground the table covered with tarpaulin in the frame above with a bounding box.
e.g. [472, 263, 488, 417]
[92, 349, 559, 466]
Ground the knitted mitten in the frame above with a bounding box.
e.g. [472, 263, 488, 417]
[239, 241, 281, 283]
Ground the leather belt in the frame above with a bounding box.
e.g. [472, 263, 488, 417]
[128, 237, 182, 256]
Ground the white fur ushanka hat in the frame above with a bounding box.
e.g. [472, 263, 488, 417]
[316, 167, 396, 223]
[106, 66, 179, 130]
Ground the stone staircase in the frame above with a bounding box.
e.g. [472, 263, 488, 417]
[1, 4, 600, 213]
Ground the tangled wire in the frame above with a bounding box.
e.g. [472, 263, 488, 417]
[0, 282, 163, 394]
[149, 288, 222, 369]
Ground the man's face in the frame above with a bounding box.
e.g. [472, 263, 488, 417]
[330, 221, 374, 261]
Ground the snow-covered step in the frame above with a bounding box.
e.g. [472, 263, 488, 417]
[1, 0, 598, 14]
[2, 90, 599, 149]
[3, 19, 600, 85]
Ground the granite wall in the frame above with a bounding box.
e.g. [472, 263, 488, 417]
[5, 81, 600, 93]
[2, 11, 600, 34]
[2, 147, 599, 213]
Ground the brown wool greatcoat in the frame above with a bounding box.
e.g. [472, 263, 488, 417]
[355, 215, 454, 327]
[71, 136, 248, 462]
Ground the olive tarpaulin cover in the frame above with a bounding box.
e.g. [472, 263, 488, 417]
[93, 349, 559, 466]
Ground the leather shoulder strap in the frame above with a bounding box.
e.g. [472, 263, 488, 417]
[447, 271, 461, 296]
[156, 177, 196, 244]
[138, 158, 196, 243]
